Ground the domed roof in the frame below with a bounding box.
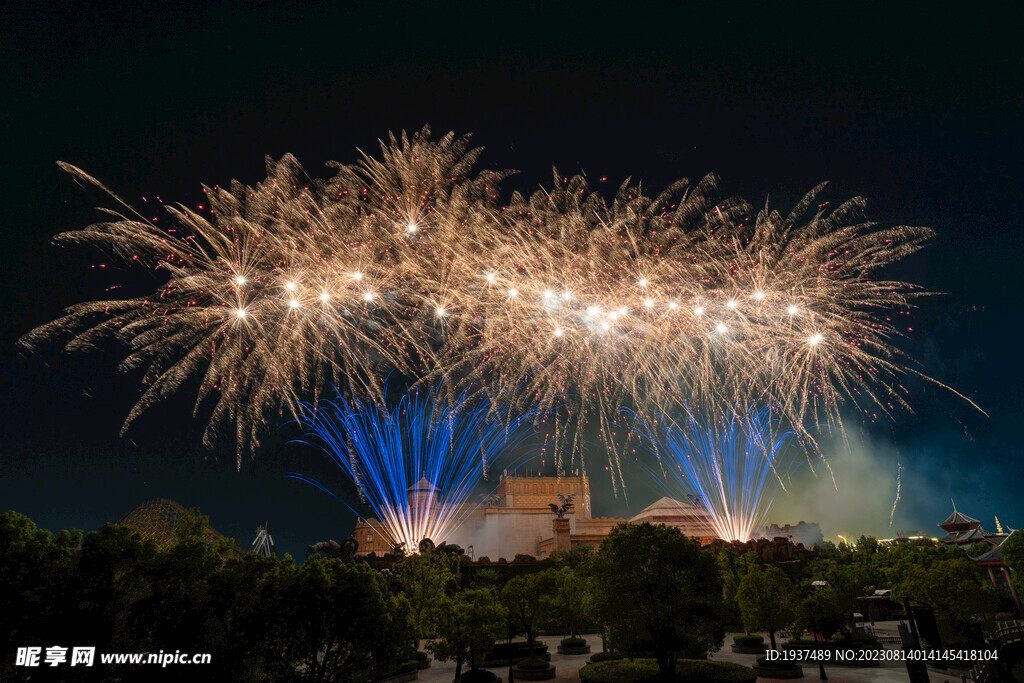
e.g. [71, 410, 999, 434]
[117, 498, 232, 551]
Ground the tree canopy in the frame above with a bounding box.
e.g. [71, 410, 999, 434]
[736, 565, 800, 649]
[592, 523, 725, 681]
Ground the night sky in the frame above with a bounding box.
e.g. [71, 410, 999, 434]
[2, 2, 1022, 559]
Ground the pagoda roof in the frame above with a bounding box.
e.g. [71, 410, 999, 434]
[939, 508, 980, 528]
[938, 526, 1006, 545]
[972, 542, 1005, 564]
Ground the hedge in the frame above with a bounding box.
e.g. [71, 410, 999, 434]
[579, 658, 757, 683]
[517, 657, 553, 670]
[588, 651, 624, 663]
[732, 634, 764, 647]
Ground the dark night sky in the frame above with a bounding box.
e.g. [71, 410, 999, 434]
[2, 1, 1022, 559]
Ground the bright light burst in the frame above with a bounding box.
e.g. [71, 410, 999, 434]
[631, 405, 803, 542]
[19, 127, 980, 484]
[290, 387, 542, 553]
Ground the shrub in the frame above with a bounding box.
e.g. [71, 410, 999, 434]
[516, 656, 552, 670]
[476, 556, 491, 565]
[829, 631, 877, 647]
[756, 656, 800, 670]
[732, 634, 764, 647]
[391, 660, 418, 675]
[513, 553, 537, 564]
[851, 632, 878, 646]
[579, 658, 757, 683]
[588, 650, 623, 663]
[561, 636, 587, 647]
[782, 637, 819, 648]
[675, 660, 757, 682]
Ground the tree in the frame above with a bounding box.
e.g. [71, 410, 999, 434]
[717, 547, 758, 599]
[803, 586, 846, 641]
[806, 558, 868, 628]
[1002, 530, 1024, 571]
[1, 509, 415, 681]
[736, 565, 800, 649]
[280, 556, 415, 682]
[893, 556, 998, 648]
[966, 541, 992, 559]
[203, 551, 298, 680]
[427, 589, 507, 681]
[551, 566, 592, 639]
[145, 511, 237, 652]
[549, 543, 594, 569]
[500, 570, 557, 662]
[70, 524, 161, 653]
[999, 530, 1024, 596]
[0, 511, 78, 678]
[592, 523, 724, 682]
[395, 544, 460, 637]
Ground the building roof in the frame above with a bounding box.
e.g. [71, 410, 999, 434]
[629, 496, 706, 523]
[117, 498, 235, 552]
[937, 525, 1007, 546]
[972, 542, 1004, 564]
[408, 476, 438, 492]
[939, 508, 981, 530]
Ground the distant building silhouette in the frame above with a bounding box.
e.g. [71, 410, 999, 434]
[754, 521, 823, 548]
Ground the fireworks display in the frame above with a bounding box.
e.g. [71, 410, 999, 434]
[20, 126, 966, 498]
[630, 405, 804, 542]
[291, 387, 543, 553]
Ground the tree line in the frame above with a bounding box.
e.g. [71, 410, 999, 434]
[2, 509, 1018, 682]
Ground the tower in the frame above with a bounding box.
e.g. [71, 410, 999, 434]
[408, 476, 439, 512]
[249, 523, 277, 558]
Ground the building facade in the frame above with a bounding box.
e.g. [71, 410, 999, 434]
[353, 474, 720, 558]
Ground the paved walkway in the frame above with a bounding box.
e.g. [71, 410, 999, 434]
[414, 629, 970, 682]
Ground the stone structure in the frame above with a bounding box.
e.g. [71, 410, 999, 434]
[465, 476, 595, 559]
[551, 517, 572, 553]
[352, 474, 720, 558]
[351, 518, 396, 556]
[491, 476, 592, 514]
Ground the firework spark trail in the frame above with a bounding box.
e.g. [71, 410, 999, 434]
[290, 386, 545, 553]
[890, 459, 904, 528]
[19, 127, 972, 487]
[629, 405, 804, 542]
